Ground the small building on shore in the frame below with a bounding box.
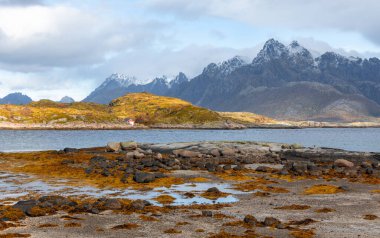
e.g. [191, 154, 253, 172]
[124, 118, 135, 126]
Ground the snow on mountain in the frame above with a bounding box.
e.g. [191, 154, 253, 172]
[99, 73, 138, 89]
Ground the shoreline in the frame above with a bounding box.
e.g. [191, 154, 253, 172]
[1, 122, 380, 130]
[0, 141, 379, 237]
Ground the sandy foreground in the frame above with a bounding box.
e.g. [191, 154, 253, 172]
[0, 141, 379, 238]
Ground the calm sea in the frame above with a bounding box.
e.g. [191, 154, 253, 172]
[0, 128, 379, 152]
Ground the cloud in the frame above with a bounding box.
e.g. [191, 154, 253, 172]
[0, 0, 43, 6]
[145, 0, 380, 46]
[0, 4, 166, 72]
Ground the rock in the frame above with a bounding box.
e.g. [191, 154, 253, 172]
[141, 158, 154, 167]
[103, 199, 122, 210]
[210, 149, 220, 157]
[127, 151, 145, 159]
[184, 192, 195, 198]
[202, 210, 213, 217]
[256, 166, 270, 172]
[120, 141, 138, 151]
[233, 164, 245, 171]
[244, 215, 258, 225]
[223, 165, 231, 170]
[133, 171, 156, 183]
[13, 200, 38, 213]
[205, 162, 216, 172]
[90, 156, 108, 169]
[155, 153, 163, 159]
[106, 142, 121, 152]
[130, 199, 151, 210]
[38, 196, 71, 207]
[63, 148, 79, 153]
[263, 217, 281, 227]
[153, 172, 166, 179]
[25, 206, 48, 217]
[338, 185, 350, 191]
[334, 159, 354, 168]
[220, 148, 235, 156]
[207, 187, 220, 193]
[173, 149, 201, 158]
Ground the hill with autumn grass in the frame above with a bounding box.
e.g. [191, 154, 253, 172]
[0, 92, 279, 128]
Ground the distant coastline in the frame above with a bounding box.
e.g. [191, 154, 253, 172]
[1, 121, 380, 130]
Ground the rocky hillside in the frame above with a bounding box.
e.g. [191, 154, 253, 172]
[0, 92, 32, 105]
[84, 40, 380, 122]
[110, 92, 223, 125]
[0, 93, 231, 126]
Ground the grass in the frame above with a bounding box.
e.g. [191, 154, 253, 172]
[304, 184, 343, 195]
[0, 92, 226, 126]
[154, 195, 176, 205]
[218, 111, 277, 124]
[110, 92, 223, 125]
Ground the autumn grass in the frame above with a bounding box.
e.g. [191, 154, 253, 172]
[154, 195, 176, 205]
[0, 92, 225, 126]
[290, 229, 315, 238]
[218, 111, 277, 124]
[304, 185, 343, 195]
[164, 228, 182, 234]
[275, 204, 311, 210]
[111, 92, 223, 125]
[112, 223, 139, 230]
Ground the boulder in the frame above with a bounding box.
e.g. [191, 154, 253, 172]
[120, 141, 138, 151]
[263, 217, 281, 227]
[244, 215, 258, 225]
[90, 156, 108, 169]
[130, 199, 151, 210]
[220, 148, 235, 156]
[103, 199, 122, 210]
[173, 149, 201, 158]
[38, 196, 71, 207]
[133, 171, 156, 183]
[127, 151, 145, 159]
[106, 142, 121, 152]
[255, 166, 271, 172]
[202, 210, 213, 217]
[206, 187, 221, 193]
[210, 149, 220, 157]
[13, 200, 38, 213]
[334, 159, 354, 168]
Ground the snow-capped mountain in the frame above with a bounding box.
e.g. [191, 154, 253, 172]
[203, 56, 248, 78]
[83, 39, 380, 121]
[83, 73, 188, 104]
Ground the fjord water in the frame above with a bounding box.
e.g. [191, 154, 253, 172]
[0, 128, 379, 152]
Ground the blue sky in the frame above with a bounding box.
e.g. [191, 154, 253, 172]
[0, 0, 380, 100]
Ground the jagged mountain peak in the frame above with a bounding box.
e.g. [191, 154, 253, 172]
[253, 39, 288, 63]
[101, 73, 138, 88]
[170, 72, 188, 87]
[203, 55, 248, 77]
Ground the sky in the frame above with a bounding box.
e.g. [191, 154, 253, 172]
[0, 0, 380, 101]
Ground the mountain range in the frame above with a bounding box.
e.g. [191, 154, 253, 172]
[0, 92, 32, 105]
[83, 39, 380, 122]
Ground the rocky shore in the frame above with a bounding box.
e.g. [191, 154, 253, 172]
[0, 141, 379, 237]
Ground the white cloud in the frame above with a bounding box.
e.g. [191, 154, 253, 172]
[145, 0, 380, 46]
[0, 4, 165, 71]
